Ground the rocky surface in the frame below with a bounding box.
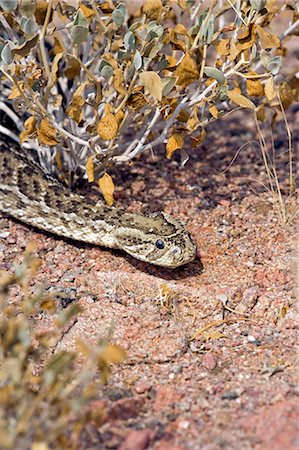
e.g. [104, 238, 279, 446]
[0, 106, 298, 449]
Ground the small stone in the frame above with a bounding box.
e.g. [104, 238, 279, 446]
[135, 381, 152, 394]
[118, 429, 154, 450]
[0, 231, 10, 238]
[221, 391, 239, 400]
[242, 286, 259, 309]
[202, 352, 218, 371]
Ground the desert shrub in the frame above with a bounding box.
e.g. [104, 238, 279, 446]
[0, 0, 298, 203]
[0, 243, 126, 449]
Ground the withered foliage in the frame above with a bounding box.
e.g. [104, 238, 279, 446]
[0, 243, 126, 449]
[0, 0, 298, 203]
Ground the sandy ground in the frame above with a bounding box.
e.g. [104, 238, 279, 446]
[0, 102, 298, 449]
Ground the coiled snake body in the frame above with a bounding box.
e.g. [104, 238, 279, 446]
[0, 140, 196, 268]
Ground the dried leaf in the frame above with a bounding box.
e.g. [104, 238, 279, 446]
[227, 90, 255, 109]
[66, 84, 85, 124]
[65, 56, 80, 80]
[173, 24, 188, 35]
[174, 53, 199, 88]
[51, 52, 63, 80]
[99, 344, 126, 363]
[34, 0, 52, 25]
[205, 331, 226, 341]
[12, 34, 39, 58]
[279, 81, 294, 109]
[142, 0, 163, 20]
[113, 68, 126, 96]
[37, 119, 59, 146]
[255, 24, 280, 49]
[256, 105, 266, 122]
[20, 115, 37, 143]
[264, 76, 276, 101]
[140, 71, 163, 101]
[191, 127, 206, 148]
[166, 133, 184, 159]
[80, 3, 95, 19]
[216, 39, 230, 56]
[209, 104, 218, 118]
[86, 156, 95, 183]
[246, 71, 264, 97]
[8, 81, 25, 100]
[97, 113, 119, 140]
[98, 173, 115, 206]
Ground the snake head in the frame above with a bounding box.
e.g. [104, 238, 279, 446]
[114, 212, 197, 268]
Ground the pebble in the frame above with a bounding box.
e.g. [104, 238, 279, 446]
[0, 231, 10, 238]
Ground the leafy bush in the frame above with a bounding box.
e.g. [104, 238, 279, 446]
[0, 0, 298, 203]
[0, 243, 126, 449]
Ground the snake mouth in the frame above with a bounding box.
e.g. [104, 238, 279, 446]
[120, 243, 196, 268]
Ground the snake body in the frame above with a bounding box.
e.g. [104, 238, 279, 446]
[0, 140, 196, 268]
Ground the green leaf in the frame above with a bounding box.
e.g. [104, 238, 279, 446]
[133, 50, 142, 70]
[112, 10, 125, 28]
[19, 0, 36, 18]
[124, 31, 135, 51]
[1, 42, 14, 65]
[71, 25, 89, 45]
[204, 67, 225, 84]
[0, 0, 17, 12]
[267, 56, 281, 75]
[74, 9, 88, 28]
[20, 17, 37, 35]
[101, 64, 114, 80]
[162, 76, 177, 95]
[250, 0, 266, 11]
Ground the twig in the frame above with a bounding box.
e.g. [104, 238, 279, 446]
[39, 0, 53, 83]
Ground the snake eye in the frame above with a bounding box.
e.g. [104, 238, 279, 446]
[155, 239, 165, 249]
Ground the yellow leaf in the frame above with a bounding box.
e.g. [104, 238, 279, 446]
[113, 68, 126, 95]
[246, 71, 264, 97]
[98, 173, 115, 206]
[97, 113, 119, 140]
[8, 81, 25, 100]
[256, 105, 266, 122]
[20, 115, 37, 143]
[51, 52, 63, 80]
[279, 81, 294, 109]
[191, 127, 206, 148]
[140, 71, 163, 102]
[65, 56, 80, 80]
[31, 443, 50, 450]
[99, 344, 126, 363]
[76, 338, 93, 357]
[142, 0, 163, 20]
[115, 110, 124, 123]
[255, 25, 280, 49]
[264, 76, 276, 101]
[173, 24, 188, 35]
[216, 39, 230, 56]
[227, 90, 255, 109]
[80, 3, 95, 19]
[174, 53, 199, 88]
[37, 119, 59, 146]
[204, 331, 226, 341]
[86, 156, 95, 183]
[166, 133, 184, 159]
[209, 105, 218, 118]
[66, 84, 85, 123]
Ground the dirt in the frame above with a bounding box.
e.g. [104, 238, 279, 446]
[0, 104, 298, 449]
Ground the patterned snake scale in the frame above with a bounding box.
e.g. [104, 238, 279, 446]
[0, 139, 196, 268]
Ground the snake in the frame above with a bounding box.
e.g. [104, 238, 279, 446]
[0, 139, 196, 268]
